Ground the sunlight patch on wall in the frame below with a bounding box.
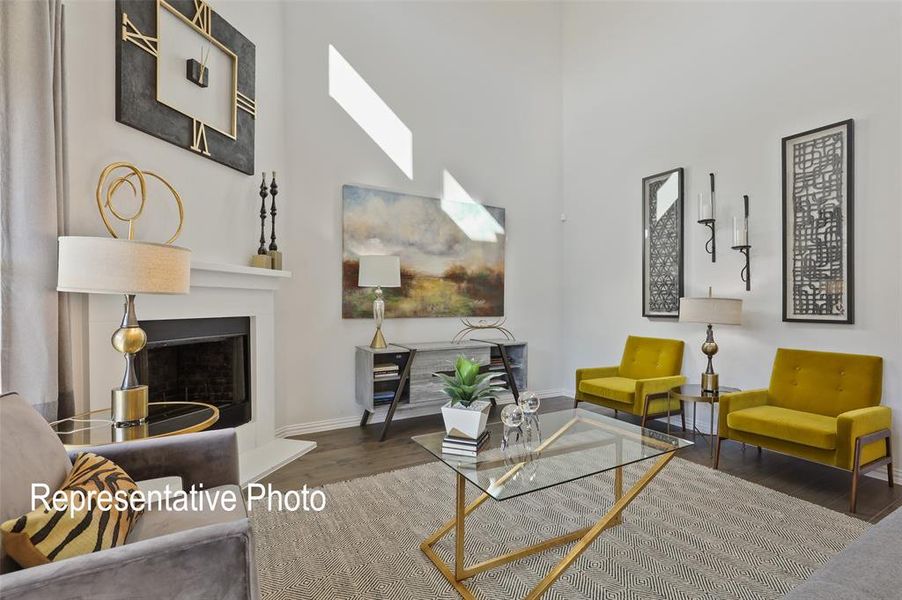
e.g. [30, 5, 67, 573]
[655, 172, 679, 221]
[328, 45, 413, 179]
[441, 170, 505, 242]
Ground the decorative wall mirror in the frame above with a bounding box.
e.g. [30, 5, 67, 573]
[642, 168, 684, 318]
[116, 0, 256, 174]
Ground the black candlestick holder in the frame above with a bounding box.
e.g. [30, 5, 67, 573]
[268, 173, 278, 252]
[250, 173, 272, 269]
[257, 173, 268, 255]
[267, 172, 282, 270]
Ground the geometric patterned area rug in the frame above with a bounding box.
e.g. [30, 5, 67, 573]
[252, 457, 868, 599]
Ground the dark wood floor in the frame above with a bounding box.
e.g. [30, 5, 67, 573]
[262, 397, 902, 523]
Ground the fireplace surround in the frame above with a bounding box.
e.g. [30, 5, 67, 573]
[85, 260, 314, 484]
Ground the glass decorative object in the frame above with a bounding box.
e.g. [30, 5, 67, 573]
[518, 390, 541, 439]
[519, 391, 540, 414]
[501, 403, 524, 427]
[500, 403, 524, 451]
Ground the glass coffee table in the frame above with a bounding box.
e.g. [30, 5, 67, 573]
[413, 408, 692, 599]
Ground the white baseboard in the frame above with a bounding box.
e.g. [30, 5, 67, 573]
[276, 415, 362, 438]
[275, 389, 567, 438]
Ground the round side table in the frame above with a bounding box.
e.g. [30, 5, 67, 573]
[668, 384, 740, 462]
[50, 401, 219, 448]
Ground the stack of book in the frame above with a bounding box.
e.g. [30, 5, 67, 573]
[372, 390, 396, 405]
[441, 431, 489, 457]
[373, 364, 400, 381]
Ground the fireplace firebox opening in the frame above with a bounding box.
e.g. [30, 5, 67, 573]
[136, 317, 252, 429]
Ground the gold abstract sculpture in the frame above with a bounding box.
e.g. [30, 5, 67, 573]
[451, 317, 515, 344]
[96, 161, 184, 242]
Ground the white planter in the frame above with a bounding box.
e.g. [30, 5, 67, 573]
[441, 400, 491, 440]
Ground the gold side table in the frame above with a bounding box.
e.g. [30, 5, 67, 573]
[668, 384, 740, 463]
[50, 401, 219, 448]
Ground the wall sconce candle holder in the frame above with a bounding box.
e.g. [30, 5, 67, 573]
[731, 194, 751, 291]
[697, 173, 716, 262]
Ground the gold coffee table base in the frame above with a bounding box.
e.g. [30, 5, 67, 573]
[421, 451, 674, 599]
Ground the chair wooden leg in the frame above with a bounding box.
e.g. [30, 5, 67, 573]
[850, 436, 863, 513]
[680, 402, 686, 432]
[614, 409, 618, 419]
[714, 437, 722, 470]
[573, 397, 580, 409]
[887, 436, 894, 488]
[757, 446, 762, 455]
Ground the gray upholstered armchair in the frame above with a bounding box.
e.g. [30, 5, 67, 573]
[0, 392, 259, 599]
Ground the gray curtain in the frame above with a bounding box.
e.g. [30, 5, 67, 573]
[0, 0, 73, 420]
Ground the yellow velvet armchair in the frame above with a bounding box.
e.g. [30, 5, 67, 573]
[575, 336, 686, 427]
[716, 348, 892, 512]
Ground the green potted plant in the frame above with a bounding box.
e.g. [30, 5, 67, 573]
[435, 355, 505, 440]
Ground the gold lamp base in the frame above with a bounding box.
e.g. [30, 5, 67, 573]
[112, 385, 149, 425]
[700, 322, 720, 394]
[370, 328, 387, 349]
[701, 372, 719, 394]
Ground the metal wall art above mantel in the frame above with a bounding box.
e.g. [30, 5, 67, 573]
[116, 0, 256, 174]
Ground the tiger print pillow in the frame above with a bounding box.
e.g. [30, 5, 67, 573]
[0, 452, 143, 568]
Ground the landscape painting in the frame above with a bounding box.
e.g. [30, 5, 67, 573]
[342, 185, 505, 318]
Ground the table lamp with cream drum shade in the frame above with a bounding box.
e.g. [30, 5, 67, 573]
[358, 255, 401, 349]
[679, 290, 742, 393]
[57, 162, 191, 425]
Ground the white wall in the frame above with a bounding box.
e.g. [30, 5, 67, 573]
[274, 1, 565, 429]
[561, 2, 902, 444]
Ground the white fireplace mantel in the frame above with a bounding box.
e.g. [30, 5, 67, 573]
[85, 261, 313, 485]
[191, 260, 292, 290]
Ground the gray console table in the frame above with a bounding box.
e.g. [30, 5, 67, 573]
[355, 339, 527, 441]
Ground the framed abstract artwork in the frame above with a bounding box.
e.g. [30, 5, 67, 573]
[642, 168, 684, 318]
[782, 119, 854, 324]
[342, 185, 505, 319]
